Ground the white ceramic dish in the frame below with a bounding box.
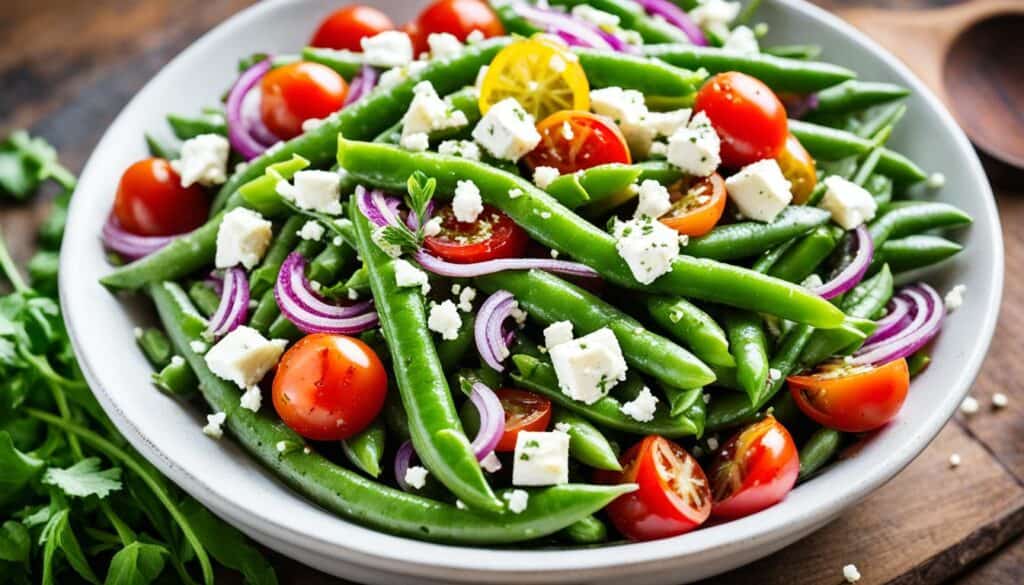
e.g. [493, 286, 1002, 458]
[60, 0, 1003, 583]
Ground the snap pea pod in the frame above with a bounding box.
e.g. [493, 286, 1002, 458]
[145, 133, 177, 159]
[750, 239, 797, 274]
[684, 207, 832, 261]
[659, 385, 705, 418]
[151, 356, 198, 397]
[336, 140, 847, 328]
[721, 309, 770, 404]
[250, 215, 307, 298]
[546, 163, 643, 209]
[642, 44, 856, 92]
[879, 235, 962, 272]
[788, 119, 926, 183]
[167, 111, 227, 140]
[149, 282, 636, 543]
[343, 266, 371, 296]
[437, 312, 475, 372]
[809, 81, 909, 117]
[511, 354, 704, 437]
[372, 87, 483, 145]
[341, 420, 386, 478]
[267, 313, 303, 342]
[300, 47, 366, 79]
[645, 297, 734, 369]
[248, 289, 279, 334]
[351, 199, 502, 512]
[868, 201, 972, 246]
[907, 351, 931, 377]
[849, 125, 893, 188]
[856, 102, 907, 140]
[559, 515, 608, 545]
[136, 327, 173, 369]
[762, 44, 822, 60]
[552, 409, 622, 472]
[307, 242, 355, 285]
[798, 427, 842, 480]
[476, 269, 715, 389]
[768, 226, 841, 283]
[187, 281, 222, 318]
[573, 48, 706, 99]
[865, 173, 893, 205]
[548, 0, 693, 44]
[382, 391, 411, 443]
[634, 160, 684, 185]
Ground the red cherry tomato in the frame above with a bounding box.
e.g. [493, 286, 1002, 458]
[788, 358, 910, 433]
[259, 62, 348, 140]
[402, 20, 428, 56]
[660, 172, 727, 237]
[423, 204, 529, 264]
[272, 333, 387, 441]
[494, 389, 552, 452]
[694, 72, 789, 168]
[310, 5, 395, 51]
[708, 416, 799, 520]
[113, 158, 208, 237]
[598, 435, 712, 541]
[414, 0, 505, 44]
[525, 110, 632, 174]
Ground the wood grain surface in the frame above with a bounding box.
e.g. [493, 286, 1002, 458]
[2, 1, 1021, 584]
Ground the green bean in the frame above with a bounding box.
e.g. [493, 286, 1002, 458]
[736, 0, 762, 24]
[642, 44, 856, 92]
[437, 312, 475, 371]
[301, 47, 365, 79]
[809, 81, 909, 117]
[768, 226, 840, 283]
[267, 314, 302, 342]
[574, 48, 706, 100]
[136, 328, 173, 369]
[476, 269, 715, 389]
[660, 385, 705, 418]
[907, 351, 931, 377]
[546, 163, 643, 209]
[865, 173, 893, 205]
[336, 140, 847, 328]
[856, 103, 906, 139]
[560, 515, 608, 545]
[721, 310, 770, 404]
[167, 111, 227, 140]
[634, 160, 685, 185]
[684, 207, 831, 260]
[151, 356, 198, 397]
[248, 289, 279, 334]
[751, 239, 797, 274]
[879, 235, 962, 272]
[149, 281, 636, 543]
[768, 390, 803, 429]
[788, 119, 926, 183]
[307, 243, 354, 285]
[552, 410, 622, 472]
[645, 297, 734, 369]
[549, 0, 693, 44]
[187, 281, 222, 318]
[372, 87, 483, 145]
[343, 266, 371, 296]
[382, 391, 411, 443]
[341, 420, 386, 478]
[145, 133, 177, 159]
[869, 201, 972, 246]
[849, 125, 894, 188]
[762, 44, 822, 60]
[250, 215, 307, 298]
[798, 427, 842, 480]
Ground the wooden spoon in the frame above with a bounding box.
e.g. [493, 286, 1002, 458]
[839, 0, 1024, 171]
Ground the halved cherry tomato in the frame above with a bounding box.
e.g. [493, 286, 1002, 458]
[423, 204, 529, 263]
[272, 333, 387, 441]
[260, 62, 348, 140]
[478, 37, 590, 121]
[414, 0, 504, 45]
[598, 435, 711, 541]
[113, 158, 208, 237]
[788, 358, 909, 433]
[494, 389, 552, 452]
[708, 415, 799, 520]
[694, 72, 788, 168]
[525, 110, 631, 174]
[403, 20, 427, 56]
[660, 172, 727, 237]
[776, 133, 817, 204]
[310, 5, 394, 52]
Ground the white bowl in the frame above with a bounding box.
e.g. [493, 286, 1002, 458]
[60, 0, 1003, 583]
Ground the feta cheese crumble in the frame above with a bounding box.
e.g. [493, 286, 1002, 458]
[472, 97, 541, 161]
[481, 452, 503, 473]
[634, 179, 672, 219]
[543, 320, 575, 349]
[204, 326, 287, 389]
[239, 385, 262, 413]
[422, 216, 442, 237]
[215, 208, 272, 269]
[612, 216, 681, 284]
[948, 453, 961, 468]
[171, 134, 229, 187]
[202, 412, 227, 439]
[722, 25, 760, 55]
[457, 286, 477, 312]
[548, 327, 628, 404]
[428, 300, 462, 340]
[725, 159, 793, 222]
[438, 139, 481, 160]
[993, 392, 1008, 408]
[394, 259, 430, 294]
[360, 31, 413, 67]
[944, 284, 966, 312]
[189, 340, 208, 354]
[504, 489, 529, 514]
[620, 386, 659, 422]
[927, 172, 946, 189]
[512, 431, 570, 486]
[399, 132, 430, 152]
[427, 32, 463, 59]
[690, 0, 741, 39]
[402, 81, 468, 138]
[404, 465, 429, 489]
[819, 175, 877, 229]
[297, 220, 325, 241]
[532, 166, 560, 190]
[452, 180, 484, 222]
[276, 170, 342, 215]
[508, 187, 524, 199]
[842, 563, 861, 583]
[667, 111, 721, 177]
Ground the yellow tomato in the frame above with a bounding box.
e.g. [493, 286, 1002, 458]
[478, 36, 590, 121]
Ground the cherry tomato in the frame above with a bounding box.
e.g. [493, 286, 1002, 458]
[788, 358, 909, 433]
[260, 62, 348, 140]
[113, 158, 208, 237]
[414, 0, 504, 45]
[708, 416, 799, 520]
[694, 72, 789, 168]
[423, 204, 529, 263]
[660, 172, 727, 237]
[494, 389, 552, 452]
[525, 111, 631, 174]
[272, 333, 387, 441]
[403, 20, 428, 56]
[598, 435, 711, 541]
[310, 5, 394, 51]
[776, 133, 817, 204]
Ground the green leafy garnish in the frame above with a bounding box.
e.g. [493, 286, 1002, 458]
[42, 458, 123, 499]
[0, 131, 76, 200]
[378, 170, 438, 255]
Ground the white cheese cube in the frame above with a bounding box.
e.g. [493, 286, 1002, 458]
[360, 31, 413, 68]
[205, 326, 287, 389]
[819, 175, 877, 229]
[428, 300, 462, 340]
[171, 134, 229, 187]
[427, 32, 463, 59]
[401, 81, 468, 138]
[543, 321, 574, 349]
[215, 208, 272, 269]
[620, 386, 659, 422]
[532, 166, 561, 190]
[394, 258, 430, 294]
[278, 170, 342, 215]
[297, 220, 325, 241]
[202, 412, 226, 439]
[644, 109, 692, 137]
[399, 132, 430, 152]
[613, 216, 681, 285]
[503, 489, 529, 513]
[548, 327, 628, 404]
[722, 25, 760, 55]
[725, 159, 793, 222]
[634, 179, 672, 219]
[452, 180, 483, 222]
[589, 87, 654, 155]
[378, 66, 409, 90]
[667, 111, 721, 177]
[512, 431, 570, 486]
[472, 98, 541, 161]
[437, 140, 481, 160]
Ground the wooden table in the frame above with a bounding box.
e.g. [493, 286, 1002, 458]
[3, 1, 1021, 583]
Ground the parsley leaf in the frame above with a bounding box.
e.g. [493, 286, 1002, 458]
[0, 521, 30, 563]
[0, 132, 76, 200]
[0, 432, 44, 506]
[40, 508, 100, 585]
[103, 542, 167, 585]
[43, 458, 123, 499]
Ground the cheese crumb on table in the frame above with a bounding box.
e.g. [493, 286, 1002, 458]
[992, 392, 1008, 408]
[948, 453, 961, 468]
[944, 284, 966, 312]
[172, 134, 229, 187]
[202, 412, 227, 439]
[427, 300, 462, 340]
[620, 386, 659, 422]
[503, 489, 529, 514]
[960, 396, 979, 415]
[842, 563, 861, 583]
[215, 208, 273, 269]
[404, 465, 429, 489]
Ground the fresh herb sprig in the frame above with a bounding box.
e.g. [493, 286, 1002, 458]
[378, 170, 437, 254]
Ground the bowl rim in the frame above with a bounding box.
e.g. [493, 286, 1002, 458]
[60, 0, 1004, 578]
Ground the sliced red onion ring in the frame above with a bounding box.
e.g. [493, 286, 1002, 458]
[468, 382, 506, 460]
[275, 252, 379, 334]
[394, 440, 417, 492]
[808, 225, 873, 299]
[101, 215, 176, 260]
[474, 290, 519, 372]
[355, 185, 403, 229]
[857, 288, 929, 355]
[239, 86, 280, 147]
[781, 93, 820, 119]
[852, 284, 944, 366]
[344, 64, 379, 106]
[227, 59, 278, 160]
[633, 0, 707, 46]
[864, 297, 911, 345]
[405, 200, 437, 231]
[207, 267, 250, 338]
[514, 3, 617, 52]
[413, 250, 599, 279]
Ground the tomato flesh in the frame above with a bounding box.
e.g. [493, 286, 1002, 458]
[788, 358, 909, 432]
[113, 158, 208, 237]
[601, 435, 711, 541]
[776, 133, 817, 204]
[709, 416, 799, 520]
[272, 334, 387, 441]
[415, 0, 504, 45]
[260, 61, 348, 140]
[495, 389, 552, 452]
[694, 72, 789, 168]
[660, 172, 727, 237]
[423, 204, 529, 263]
[525, 110, 631, 174]
[310, 5, 394, 51]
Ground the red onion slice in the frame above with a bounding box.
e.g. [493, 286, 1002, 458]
[207, 267, 250, 338]
[864, 297, 911, 345]
[514, 3, 617, 52]
[343, 65, 379, 106]
[355, 185, 403, 229]
[781, 93, 820, 119]
[852, 284, 944, 366]
[239, 87, 280, 147]
[227, 59, 278, 161]
[394, 440, 417, 492]
[274, 252, 379, 334]
[413, 250, 599, 279]
[468, 382, 506, 460]
[808, 225, 873, 299]
[857, 289, 928, 355]
[633, 0, 708, 46]
[101, 215, 176, 260]
[474, 290, 519, 372]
